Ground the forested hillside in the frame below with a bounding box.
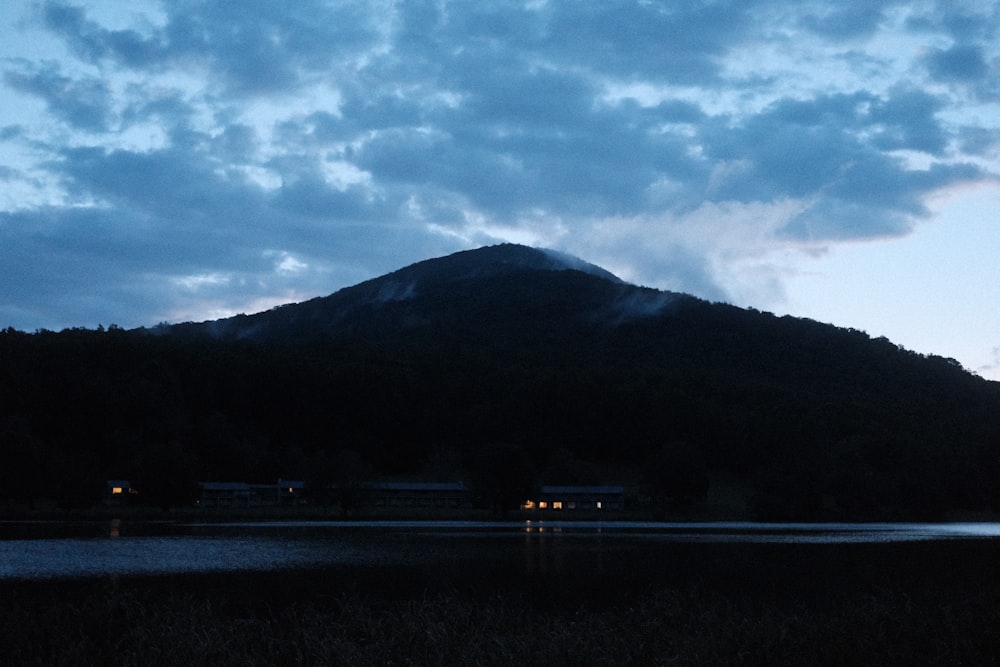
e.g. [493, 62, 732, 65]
[2, 245, 998, 518]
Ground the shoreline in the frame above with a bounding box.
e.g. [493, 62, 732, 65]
[4, 504, 1000, 524]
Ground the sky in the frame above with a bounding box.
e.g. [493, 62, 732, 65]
[1, 1, 999, 379]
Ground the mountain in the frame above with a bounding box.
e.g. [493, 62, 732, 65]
[167, 244, 636, 343]
[2, 244, 999, 519]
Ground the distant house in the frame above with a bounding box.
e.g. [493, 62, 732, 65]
[521, 485, 625, 511]
[367, 481, 470, 509]
[198, 480, 306, 508]
[198, 482, 254, 508]
[104, 480, 137, 506]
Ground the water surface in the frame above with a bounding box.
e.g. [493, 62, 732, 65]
[2, 520, 997, 580]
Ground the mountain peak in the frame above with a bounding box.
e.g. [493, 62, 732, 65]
[374, 244, 623, 287]
[167, 244, 631, 341]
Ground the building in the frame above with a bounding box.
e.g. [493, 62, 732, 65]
[198, 482, 254, 507]
[103, 480, 137, 506]
[192, 479, 625, 513]
[521, 485, 625, 511]
[198, 480, 306, 508]
[367, 481, 470, 509]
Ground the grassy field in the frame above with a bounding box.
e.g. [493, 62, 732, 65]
[3, 539, 1000, 666]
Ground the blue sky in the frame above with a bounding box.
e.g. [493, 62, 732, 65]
[1, 1, 999, 379]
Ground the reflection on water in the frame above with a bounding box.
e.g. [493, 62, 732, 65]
[0, 520, 998, 581]
[0, 533, 397, 580]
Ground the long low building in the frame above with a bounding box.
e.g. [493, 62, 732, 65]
[368, 481, 470, 509]
[366, 482, 625, 512]
[192, 480, 625, 512]
[198, 479, 306, 507]
[521, 485, 625, 511]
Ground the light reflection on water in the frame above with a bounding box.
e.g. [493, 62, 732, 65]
[0, 520, 997, 580]
[0, 534, 398, 580]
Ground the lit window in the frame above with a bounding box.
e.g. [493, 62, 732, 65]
[111, 487, 123, 495]
[539, 501, 548, 509]
[288, 487, 294, 493]
[523, 500, 536, 510]
[552, 501, 563, 510]
[596, 501, 603, 510]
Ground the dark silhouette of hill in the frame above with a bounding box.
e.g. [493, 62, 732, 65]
[2, 244, 999, 518]
[167, 244, 630, 344]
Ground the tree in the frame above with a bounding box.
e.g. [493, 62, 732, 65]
[541, 447, 600, 485]
[330, 450, 374, 516]
[644, 441, 709, 516]
[0, 417, 50, 508]
[131, 441, 200, 510]
[53, 449, 102, 510]
[466, 442, 539, 516]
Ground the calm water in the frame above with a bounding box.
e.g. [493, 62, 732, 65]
[2, 520, 998, 580]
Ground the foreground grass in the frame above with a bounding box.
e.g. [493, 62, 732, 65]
[1, 562, 998, 667]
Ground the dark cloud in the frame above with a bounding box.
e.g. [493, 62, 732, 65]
[957, 127, 1000, 156]
[920, 43, 1000, 102]
[3, 62, 113, 131]
[42, 0, 382, 94]
[349, 95, 704, 220]
[0, 206, 167, 329]
[456, 58, 596, 129]
[339, 93, 428, 134]
[274, 111, 357, 148]
[42, 1, 163, 68]
[270, 174, 385, 222]
[696, 85, 975, 234]
[868, 88, 949, 154]
[0, 125, 25, 141]
[924, 45, 989, 83]
[782, 161, 982, 241]
[798, 4, 892, 39]
[542, 2, 753, 84]
[55, 145, 264, 225]
[210, 123, 259, 163]
[906, 2, 1000, 42]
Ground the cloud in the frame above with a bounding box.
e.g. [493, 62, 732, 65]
[4, 61, 113, 131]
[957, 126, 1000, 156]
[905, 2, 1000, 41]
[40, 0, 385, 94]
[925, 44, 989, 82]
[41, 1, 163, 68]
[798, 5, 892, 39]
[0, 0, 997, 330]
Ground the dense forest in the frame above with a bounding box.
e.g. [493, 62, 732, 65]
[2, 245, 998, 519]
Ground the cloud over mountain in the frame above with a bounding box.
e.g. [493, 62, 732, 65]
[1, 0, 998, 354]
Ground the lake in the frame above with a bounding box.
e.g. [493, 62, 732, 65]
[2, 519, 999, 581]
[5, 520, 1000, 664]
